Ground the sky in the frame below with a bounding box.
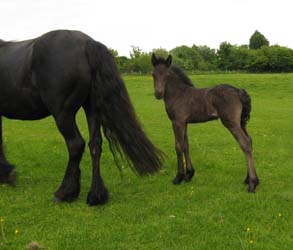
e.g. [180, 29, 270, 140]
[1, 0, 292, 57]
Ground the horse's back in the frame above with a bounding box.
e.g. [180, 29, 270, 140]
[0, 30, 98, 119]
[31, 30, 96, 115]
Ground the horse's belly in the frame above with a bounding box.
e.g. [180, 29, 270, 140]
[0, 91, 50, 120]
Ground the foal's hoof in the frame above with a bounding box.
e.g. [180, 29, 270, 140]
[244, 176, 259, 186]
[0, 169, 17, 186]
[247, 177, 260, 193]
[244, 175, 249, 185]
[172, 173, 185, 185]
[87, 187, 109, 206]
[185, 168, 195, 182]
[247, 185, 256, 193]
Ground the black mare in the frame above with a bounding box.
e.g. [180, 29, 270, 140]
[0, 30, 162, 205]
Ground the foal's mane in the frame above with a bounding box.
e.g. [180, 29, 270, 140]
[170, 65, 194, 87]
[155, 56, 194, 87]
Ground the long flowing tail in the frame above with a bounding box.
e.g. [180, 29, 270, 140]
[239, 88, 251, 129]
[86, 40, 163, 175]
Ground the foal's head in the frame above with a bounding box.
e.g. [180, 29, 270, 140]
[151, 53, 172, 99]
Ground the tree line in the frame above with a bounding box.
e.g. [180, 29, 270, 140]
[110, 31, 293, 74]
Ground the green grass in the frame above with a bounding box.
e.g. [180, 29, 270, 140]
[1, 73, 293, 250]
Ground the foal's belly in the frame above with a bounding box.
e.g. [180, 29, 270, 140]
[188, 115, 218, 124]
[187, 105, 219, 123]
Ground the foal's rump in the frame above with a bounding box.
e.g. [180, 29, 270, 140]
[209, 84, 251, 127]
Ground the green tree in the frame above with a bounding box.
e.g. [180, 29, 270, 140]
[127, 46, 152, 74]
[265, 45, 293, 72]
[116, 56, 130, 73]
[217, 42, 234, 70]
[130, 46, 142, 59]
[247, 48, 269, 72]
[152, 48, 169, 58]
[192, 45, 218, 70]
[249, 30, 269, 49]
[170, 45, 204, 71]
[108, 48, 119, 57]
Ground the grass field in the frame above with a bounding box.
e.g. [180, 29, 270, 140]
[1, 73, 292, 250]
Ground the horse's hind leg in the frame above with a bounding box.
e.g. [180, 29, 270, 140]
[222, 120, 258, 193]
[84, 105, 108, 205]
[53, 112, 85, 202]
[172, 121, 186, 184]
[184, 127, 195, 182]
[0, 116, 16, 185]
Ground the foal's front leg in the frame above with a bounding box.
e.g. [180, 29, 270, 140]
[183, 127, 195, 182]
[172, 121, 186, 184]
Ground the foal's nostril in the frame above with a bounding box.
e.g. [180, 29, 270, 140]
[155, 92, 163, 99]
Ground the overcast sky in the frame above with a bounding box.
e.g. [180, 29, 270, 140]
[1, 0, 292, 56]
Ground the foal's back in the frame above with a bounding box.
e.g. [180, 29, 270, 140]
[174, 84, 243, 124]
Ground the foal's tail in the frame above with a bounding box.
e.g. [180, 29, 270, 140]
[85, 40, 163, 175]
[238, 89, 251, 129]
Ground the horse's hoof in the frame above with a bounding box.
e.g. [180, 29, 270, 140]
[172, 174, 185, 185]
[53, 196, 62, 203]
[87, 188, 109, 206]
[185, 168, 195, 182]
[53, 189, 79, 203]
[0, 169, 17, 186]
[7, 170, 17, 186]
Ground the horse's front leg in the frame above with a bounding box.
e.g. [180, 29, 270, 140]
[172, 121, 186, 184]
[0, 116, 16, 185]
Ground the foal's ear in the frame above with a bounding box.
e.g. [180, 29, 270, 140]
[151, 53, 158, 66]
[166, 55, 172, 67]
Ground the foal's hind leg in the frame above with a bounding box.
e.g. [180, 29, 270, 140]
[222, 120, 258, 192]
[53, 112, 85, 202]
[84, 106, 108, 205]
[184, 127, 195, 182]
[172, 121, 186, 184]
[0, 116, 16, 185]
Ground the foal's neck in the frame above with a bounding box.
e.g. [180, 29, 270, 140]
[164, 73, 194, 101]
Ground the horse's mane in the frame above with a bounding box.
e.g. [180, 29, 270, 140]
[170, 65, 194, 87]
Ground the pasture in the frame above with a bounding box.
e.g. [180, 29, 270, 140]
[1, 73, 292, 250]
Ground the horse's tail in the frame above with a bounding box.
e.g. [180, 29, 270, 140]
[238, 88, 251, 129]
[85, 40, 163, 175]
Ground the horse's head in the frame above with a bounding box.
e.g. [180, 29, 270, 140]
[151, 53, 172, 99]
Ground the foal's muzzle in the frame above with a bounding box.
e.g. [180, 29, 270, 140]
[155, 91, 163, 99]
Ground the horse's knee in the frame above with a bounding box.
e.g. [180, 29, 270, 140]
[69, 137, 85, 158]
[88, 136, 102, 157]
